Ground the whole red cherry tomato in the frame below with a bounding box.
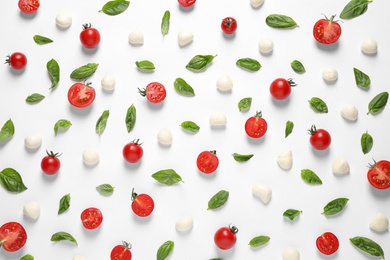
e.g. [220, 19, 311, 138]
[245, 111, 268, 138]
[367, 159, 390, 190]
[123, 139, 143, 163]
[110, 241, 132, 260]
[214, 225, 238, 250]
[308, 125, 331, 150]
[5, 52, 27, 70]
[196, 150, 219, 174]
[138, 82, 166, 103]
[80, 23, 101, 49]
[316, 232, 339, 255]
[67, 82, 96, 108]
[178, 0, 196, 7]
[18, 0, 40, 14]
[221, 17, 237, 34]
[41, 150, 61, 175]
[313, 15, 341, 44]
[131, 188, 154, 217]
[0, 222, 27, 252]
[80, 207, 103, 230]
[269, 78, 296, 100]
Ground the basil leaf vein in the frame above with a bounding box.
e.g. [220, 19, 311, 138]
[322, 197, 349, 216]
[208, 190, 229, 210]
[308, 97, 328, 113]
[350, 236, 385, 259]
[161, 10, 170, 36]
[266, 14, 298, 28]
[47, 58, 60, 90]
[0, 168, 28, 193]
[135, 60, 155, 72]
[96, 110, 110, 136]
[26, 93, 45, 104]
[152, 169, 183, 186]
[33, 35, 53, 45]
[340, 0, 373, 19]
[301, 169, 323, 185]
[99, 0, 130, 16]
[361, 131, 373, 154]
[180, 121, 200, 133]
[236, 58, 261, 72]
[70, 63, 99, 80]
[58, 193, 71, 214]
[367, 91, 388, 115]
[186, 54, 217, 72]
[54, 119, 72, 135]
[291, 60, 305, 73]
[0, 119, 15, 142]
[238, 97, 252, 112]
[283, 209, 302, 221]
[157, 240, 174, 260]
[249, 235, 270, 248]
[50, 231, 78, 246]
[125, 104, 136, 133]
[174, 78, 195, 96]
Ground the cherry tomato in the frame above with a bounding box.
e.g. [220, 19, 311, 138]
[18, 0, 40, 14]
[111, 241, 132, 260]
[245, 111, 268, 138]
[316, 232, 339, 255]
[67, 82, 96, 108]
[0, 222, 27, 252]
[81, 207, 103, 230]
[221, 17, 237, 34]
[313, 15, 341, 44]
[41, 150, 61, 175]
[5, 52, 27, 70]
[123, 139, 143, 163]
[367, 159, 390, 190]
[214, 225, 238, 250]
[131, 188, 154, 217]
[196, 150, 219, 174]
[80, 23, 101, 49]
[178, 0, 196, 7]
[308, 125, 331, 150]
[138, 82, 166, 103]
[269, 78, 296, 100]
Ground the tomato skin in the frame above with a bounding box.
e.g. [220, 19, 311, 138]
[316, 232, 339, 255]
[178, 0, 196, 7]
[221, 17, 237, 34]
[81, 207, 103, 230]
[67, 82, 96, 108]
[41, 150, 61, 175]
[131, 189, 154, 217]
[245, 111, 268, 138]
[269, 78, 296, 100]
[214, 225, 238, 250]
[5, 52, 27, 70]
[80, 23, 101, 49]
[313, 15, 341, 44]
[138, 82, 166, 103]
[0, 222, 27, 252]
[18, 0, 40, 14]
[367, 160, 390, 190]
[110, 241, 132, 260]
[196, 150, 219, 174]
[308, 125, 331, 150]
[123, 139, 143, 163]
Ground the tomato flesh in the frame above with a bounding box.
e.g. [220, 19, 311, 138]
[367, 160, 390, 189]
[68, 82, 96, 108]
[131, 191, 154, 217]
[214, 226, 238, 250]
[221, 17, 237, 34]
[18, 0, 40, 14]
[139, 82, 166, 103]
[178, 0, 196, 7]
[111, 242, 132, 260]
[245, 111, 267, 138]
[196, 150, 219, 174]
[313, 15, 341, 44]
[0, 222, 27, 252]
[81, 207, 103, 230]
[316, 232, 339, 255]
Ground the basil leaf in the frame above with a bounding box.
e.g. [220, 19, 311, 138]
[350, 236, 385, 259]
[0, 168, 27, 193]
[161, 10, 170, 36]
[33, 35, 53, 45]
[174, 78, 195, 97]
[47, 58, 60, 90]
[54, 119, 72, 135]
[291, 60, 305, 73]
[20, 254, 34, 260]
[180, 121, 200, 133]
[50, 231, 78, 246]
[152, 169, 183, 186]
[283, 209, 302, 221]
[208, 190, 229, 210]
[340, 0, 373, 19]
[99, 0, 130, 16]
[96, 184, 115, 195]
[249, 235, 270, 248]
[238, 97, 252, 112]
[266, 14, 298, 28]
[322, 198, 349, 216]
[96, 110, 110, 136]
[285, 120, 294, 138]
[308, 97, 328, 113]
[58, 193, 70, 215]
[236, 58, 261, 72]
[361, 131, 373, 154]
[0, 119, 15, 142]
[135, 60, 155, 72]
[125, 104, 136, 133]
[232, 153, 254, 162]
[367, 91, 388, 115]
[301, 169, 323, 185]
[186, 54, 217, 72]
[353, 67, 370, 89]
[70, 63, 99, 80]
[157, 240, 174, 260]
[26, 93, 45, 104]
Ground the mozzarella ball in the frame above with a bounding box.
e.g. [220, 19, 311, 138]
[157, 128, 172, 146]
[369, 212, 389, 232]
[277, 149, 293, 170]
[23, 201, 41, 220]
[82, 149, 100, 166]
[282, 247, 300, 260]
[209, 112, 227, 126]
[128, 30, 144, 45]
[178, 30, 194, 46]
[24, 134, 42, 150]
[250, 0, 265, 8]
[332, 158, 350, 175]
[55, 13, 72, 28]
[361, 39, 378, 54]
[322, 67, 338, 82]
[341, 105, 358, 121]
[101, 74, 116, 91]
[175, 216, 194, 232]
[72, 256, 86, 260]
[216, 74, 233, 92]
[252, 183, 272, 204]
[258, 38, 274, 54]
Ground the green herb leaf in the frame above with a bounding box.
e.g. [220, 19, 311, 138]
[308, 97, 328, 113]
[232, 153, 254, 162]
[26, 93, 45, 104]
[50, 231, 78, 246]
[47, 58, 60, 90]
[99, 0, 130, 16]
[322, 198, 349, 216]
[248, 235, 270, 248]
[152, 169, 183, 186]
[283, 209, 302, 221]
[350, 236, 385, 259]
[285, 120, 294, 138]
[353, 67, 370, 89]
[20, 254, 34, 260]
[208, 190, 229, 210]
[301, 169, 323, 185]
[96, 184, 115, 195]
[290, 60, 306, 73]
[0, 119, 15, 142]
[238, 97, 252, 112]
[361, 131, 373, 154]
[157, 240, 174, 260]
[135, 60, 155, 72]
[186, 54, 217, 72]
[367, 91, 388, 115]
[58, 193, 70, 215]
[33, 35, 53, 45]
[96, 110, 110, 136]
[174, 78, 195, 96]
[125, 104, 136, 133]
[180, 121, 200, 133]
[236, 58, 261, 72]
[54, 119, 72, 135]
[161, 10, 170, 36]
[266, 14, 298, 28]
[70, 63, 99, 80]
[340, 0, 373, 19]
[0, 168, 27, 193]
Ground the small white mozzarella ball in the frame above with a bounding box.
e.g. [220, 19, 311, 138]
[322, 67, 338, 82]
[361, 39, 378, 54]
[128, 30, 144, 45]
[101, 74, 116, 91]
[250, 0, 265, 8]
[82, 149, 100, 166]
[341, 105, 358, 121]
[277, 149, 293, 170]
[157, 128, 172, 146]
[282, 247, 300, 260]
[252, 183, 272, 204]
[72, 255, 86, 260]
[370, 212, 389, 232]
[175, 216, 194, 232]
[216, 74, 233, 92]
[258, 38, 274, 54]
[178, 30, 194, 47]
[23, 201, 41, 220]
[332, 158, 350, 175]
[55, 13, 72, 28]
[209, 112, 227, 126]
[24, 134, 42, 150]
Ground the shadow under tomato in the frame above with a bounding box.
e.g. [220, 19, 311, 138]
[311, 147, 330, 157]
[81, 45, 99, 55]
[317, 249, 339, 259]
[123, 160, 142, 170]
[246, 134, 266, 145]
[19, 11, 37, 20]
[315, 40, 339, 52]
[147, 101, 165, 110]
[9, 67, 26, 77]
[178, 5, 195, 12]
[198, 170, 218, 180]
[69, 104, 94, 117]
[271, 96, 291, 107]
[368, 185, 390, 199]
[214, 244, 236, 258]
[41, 171, 59, 183]
[222, 32, 236, 41]
[132, 212, 153, 224]
[81, 225, 102, 237]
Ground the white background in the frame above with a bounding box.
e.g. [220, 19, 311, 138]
[1, 0, 390, 259]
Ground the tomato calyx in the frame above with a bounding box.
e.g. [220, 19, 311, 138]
[46, 150, 62, 158]
[308, 124, 317, 135]
[254, 111, 263, 118]
[138, 88, 147, 97]
[131, 188, 138, 201]
[209, 150, 217, 155]
[122, 240, 132, 250]
[131, 138, 143, 146]
[228, 224, 239, 234]
[222, 17, 236, 27]
[82, 23, 93, 30]
[287, 78, 297, 87]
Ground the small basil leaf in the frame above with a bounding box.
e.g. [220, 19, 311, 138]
[26, 93, 45, 104]
[361, 131, 373, 154]
[236, 58, 261, 72]
[291, 60, 306, 73]
[285, 120, 294, 138]
[238, 97, 252, 112]
[174, 78, 195, 96]
[207, 190, 229, 210]
[125, 104, 136, 133]
[0, 119, 15, 142]
[322, 198, 349, 216]
[308, 97, 328, 113]
[135, 60, 155, 72]
[249, 235, 270, 248]
[99, 0, 130, 16]
[157, 240, 174, 260]
[58, 193, 70, 215]
[70, 63, 99, 80]
[186, 54, 217, 72]
[161, 10, 170, 36]
[152, 169, 183, 186]
[367, 91, 388, 115]
[96, 184, 115, 195]
[96, 110, 110, 136]
[47, 58, 60, 90]
[301, 169, 323, 185]
[20, 254, 34, 260]
[340, 0, 373, 19]
[353, 67, 370, 89]
[33, 35, 53, 45]
[50, 231, 78, 246]
[232, 153, 254, 162]
[266, 14, 298, 28]
[54, 119, 72, 135]
[349, 236, 385, 259]
[283, 209, 302, 221]
[0, 168, 28, 193]
[180, 121, 200, 133]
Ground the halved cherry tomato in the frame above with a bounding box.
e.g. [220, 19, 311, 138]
[0, 222, 27, 252]
[269, 78, 296, 100]
[214, 225, 238, 250]
[18, 0, 40, 14]
[80, 23, 101, 49]
[245, 111, 267, 138]
[221, 17, 237, 34]
[196, 150, 219, 174]
[41, 150, 61, 175]
[367, 160, 390, 190]
[131, 188, 154, 217]
[178, 0, 196, 7]
[138, 82, 166, 103]
[308, 124, 331, 150]
[123, 139, 143, 163]
[111, 241, 132, 260]
[313, 15, 341, 44]
[80, 207, 103, 230]
[316, 232, 339, 255]
[67, 82, 96, 108]
[5, 52, 27, 70]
